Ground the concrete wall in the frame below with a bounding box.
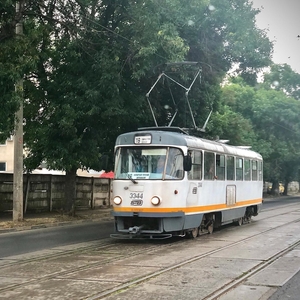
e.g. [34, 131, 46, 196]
[0, 173, 111, 213]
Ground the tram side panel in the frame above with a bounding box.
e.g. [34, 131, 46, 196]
[185, 179, 263, 227]
[112, 178, 263, 235]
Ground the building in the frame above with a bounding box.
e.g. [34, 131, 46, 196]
[0, 137, 14, 172]
[0, 136, 103, 176]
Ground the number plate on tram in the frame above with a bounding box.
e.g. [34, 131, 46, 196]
[130, 192, 144, 206]
[130, 200, 143, 206]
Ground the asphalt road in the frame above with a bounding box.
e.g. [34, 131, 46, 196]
[0, 195, 298, 259]
[262, 195, 300, 208]
[1, 195, 300, 299]
[0, 221, 114, 258]
[268, 270, 300, 300]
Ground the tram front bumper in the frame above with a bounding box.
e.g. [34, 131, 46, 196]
[112, 211, 185, 236]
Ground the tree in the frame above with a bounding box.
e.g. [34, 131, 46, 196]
[23, 0, 190, 214]
[136, 0, 273, 130]
[253, 88, 300, 180]
[202, 0, 272, 85]
[0, 0, 29, 142]
[221, 78, 300, 194]
[263, 63, 300, 100]
[0, 0, 274, 213]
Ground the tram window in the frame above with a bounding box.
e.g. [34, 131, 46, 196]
[204, 152, 215, 180]
[188, 150, 202, 180]
[226, 156, 234, 180]
[244, 159, 251, 181]
[216, 154, 225, 180]
[236, 158, 243, 181]
[166, 148, 184, 179]
[252, 160, 258, 180]
[258, 161, 263, 181]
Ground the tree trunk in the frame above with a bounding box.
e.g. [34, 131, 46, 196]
[64, 167, 77, 216]
[283, 182, 288, 196]
[271, 179, 279, 196]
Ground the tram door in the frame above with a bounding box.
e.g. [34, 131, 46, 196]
[186, 150, 202, 206]
[226, 185, 236, 206]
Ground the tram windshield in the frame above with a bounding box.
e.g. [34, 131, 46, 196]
[114, 147, 184, 180]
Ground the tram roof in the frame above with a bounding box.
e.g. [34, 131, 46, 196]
[116, 128, 262, 160]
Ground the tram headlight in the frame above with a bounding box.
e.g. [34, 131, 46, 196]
[113, 196, 122, 205]
[151, 196, 161, 206]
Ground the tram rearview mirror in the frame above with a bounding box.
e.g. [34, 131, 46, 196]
[183, 155, 192, 172]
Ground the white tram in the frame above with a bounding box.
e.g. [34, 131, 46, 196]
[111, 127, 263, 239]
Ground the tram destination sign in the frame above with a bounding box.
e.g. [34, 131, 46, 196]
[134, 135, 152, 144]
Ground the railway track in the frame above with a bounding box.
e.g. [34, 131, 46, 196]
[1, 204, 300, 299]
[89, 208, 300, 299]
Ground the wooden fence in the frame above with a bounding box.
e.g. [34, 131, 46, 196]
[0, 173, 112, 213]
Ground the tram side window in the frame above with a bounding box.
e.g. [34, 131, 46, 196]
[236, 158, 243, 181]
[188, 150, 202, 180]
[258, 161, 263, 181]
[204, 152, 215, 180]
[216, 154, 225, 180]
[226, 156, 235, 180]
[252, 160, 258, 180]
[244, 159, 251, 181]
[167, 148, 184, 179]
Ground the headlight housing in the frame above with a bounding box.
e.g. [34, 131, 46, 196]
[113, 196, 122, 205]
[151, 196, 161, 206]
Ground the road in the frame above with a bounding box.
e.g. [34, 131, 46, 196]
[262, 195, 300, 208]
[0, 196, 298, 259]
[1, 196, 300, 299]
[0, 221, 114, 258]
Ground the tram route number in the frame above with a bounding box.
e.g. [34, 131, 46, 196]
[130, 192, 143, 199]
[130, 192, 143, 206]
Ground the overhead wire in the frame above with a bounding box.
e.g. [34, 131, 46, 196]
[80, 14, 171, 63]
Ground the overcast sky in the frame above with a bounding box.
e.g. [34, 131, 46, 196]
[251, 0, 300, 74]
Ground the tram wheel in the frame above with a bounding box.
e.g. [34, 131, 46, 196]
[235, 217, 243, 226]
[207, 222, 214, 234]
[243, 216, 252, 224]
[189, 227, 199, 239]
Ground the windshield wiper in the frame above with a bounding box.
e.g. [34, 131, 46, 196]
[127, 174, 138, 184]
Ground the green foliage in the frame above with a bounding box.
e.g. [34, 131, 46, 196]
[263, 64, 300, 100]
[207, 107, 257, 146]
[253, 88, 300, 181]
[1, 0, 274, 163]
[221, 78, 300, 184]
[189, 0, 272, 84]
[0, 0, 40, 140]
[0, 0, 276, 210]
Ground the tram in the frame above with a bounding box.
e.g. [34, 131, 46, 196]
[110, 127, 263, 239]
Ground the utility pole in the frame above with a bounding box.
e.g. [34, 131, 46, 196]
[13, 1, 24, 222]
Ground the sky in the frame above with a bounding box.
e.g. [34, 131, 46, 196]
[251, 0, 300, 74]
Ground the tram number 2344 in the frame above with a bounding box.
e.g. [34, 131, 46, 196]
[130, 192, 143, 206]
